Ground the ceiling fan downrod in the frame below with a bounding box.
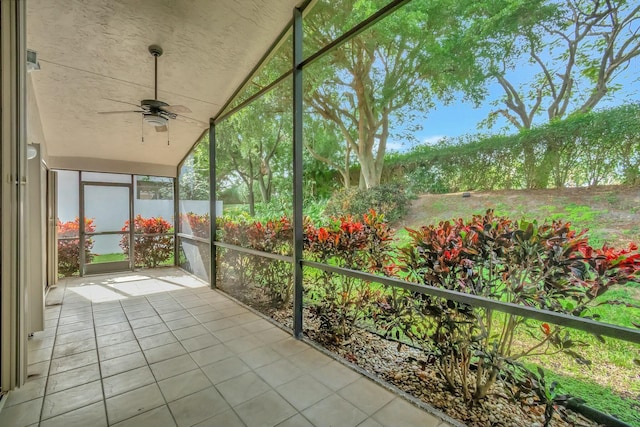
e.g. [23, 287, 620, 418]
[148, 44, 163, 101]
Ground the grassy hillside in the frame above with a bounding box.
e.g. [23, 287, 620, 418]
[395, 185, 640, 249]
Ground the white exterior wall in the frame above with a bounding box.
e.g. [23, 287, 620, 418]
[57, 171, 221, 254]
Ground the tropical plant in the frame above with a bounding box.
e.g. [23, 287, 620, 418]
[57, 217, 95, 277]
[383, 210, 640, 402]
[304, 210, 396, 340]
[120, 215, 173, 268]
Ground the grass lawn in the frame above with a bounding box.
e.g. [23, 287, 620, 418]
[91, 253, 127, 263]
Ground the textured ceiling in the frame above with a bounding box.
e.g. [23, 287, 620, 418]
[27, 0, 298, 175]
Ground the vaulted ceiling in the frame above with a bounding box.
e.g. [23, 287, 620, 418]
[27, 0, 298, 176]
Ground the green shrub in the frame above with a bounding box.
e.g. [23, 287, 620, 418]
[383, 210, 640, 403]
[120, 215, 173, 268]
[324, 183, 409, 222]
[57, 218, 95, 277]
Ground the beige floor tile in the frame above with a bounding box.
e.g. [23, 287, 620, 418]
[201, 356, 250, 384]
[180, 333, 220, 352]
[159, 309, 192, 321]
[202, 318, 236, 332]
[253, 327, 290, 345]
[269, 339, 308, 358]
[276, 375, 332, 411]
[95, 321, 130, 337]
[165, 316, 199, 330]
[168, 387, 230, 427]
[46, 363, 101, 394]
[100, 351, 147, 377]
[96, 330, 135, 347]
[372, 398, 441, 427]
[98, 340, 141, 361]
[212, 325, 252, 342]
[357, 418, 385, 427]
[143, 341, 186, 364]
[55, 320, 93, 335]
[55, 329, 95, 345]
[129, 315, 163, 329]
[188, 304, 216, 315]
[157, 368, 212, 402]
[150, 354, 198, 381]
[57, 313, 92, 326]
[111, 405, 177, 427]
[189, 343, 234, 367]
[173, 324, 208, 340]
[0, 397, 42, 427]
[28, 347, 53, 364]
[302, 394, 367, 427]
[310, 360, 361, 390]
[235, 390, 297, 427]
[288, 348, 332, 371]
[254, 358, 303, 388]
[49, 349, 98, 375]
[5, 377, 46, 407]
[193, 409, 245, 427]
[93, 314, 128, 328]
[52, 339, 96, 359]
[338, 377, 395, 415]
[39, 401, 107, 427]
[216, 371, 271, 406]
[276, 414, 314, 427]
[102, 366, 156, 398]
[238, 345, 281, 368]
[41, 380, 103, 420]
[137, 331, 177, 350]
[133, 323, 169, 338]
[106, 383, 165, 424]
[225, 335, 263, 354]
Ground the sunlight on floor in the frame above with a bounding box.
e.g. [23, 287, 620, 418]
[108, 279, 183, 296]
[156, 275, 207, 288]
[68, 284, 127, 302]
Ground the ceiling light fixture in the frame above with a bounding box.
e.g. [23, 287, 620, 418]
[143, 113, 168, 127]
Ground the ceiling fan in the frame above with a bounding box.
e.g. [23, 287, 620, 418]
[99, 45, 205, 132]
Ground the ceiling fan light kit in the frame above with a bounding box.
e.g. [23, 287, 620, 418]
[98, 44, 205, 136]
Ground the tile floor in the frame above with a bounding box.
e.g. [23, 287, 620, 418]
[1, 269, 452, 427]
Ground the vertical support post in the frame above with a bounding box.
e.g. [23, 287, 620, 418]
[173, 172, 179, 267]
[209, 119, 217, 289]
[79, 178, 85, 276]
[292, 7, 304, 338]
[1, 0, 28, 389]
[128, 179, 134, 271]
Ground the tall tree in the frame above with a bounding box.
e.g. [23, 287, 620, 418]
[303, 0, 485, 188]
[474, 0, 640, 187]
[216, 86, 291, 215]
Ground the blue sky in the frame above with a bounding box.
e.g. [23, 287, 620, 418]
[387, 46, 640, 153]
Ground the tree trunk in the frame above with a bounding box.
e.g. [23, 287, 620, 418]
[247, 179, 255, 216]
[358, 152, 381, 189]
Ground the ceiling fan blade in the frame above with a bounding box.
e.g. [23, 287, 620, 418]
[155, 125, 168, 133]
[161, 105, 191, 114]
[173, 113, 207, 127]
[103, 98, 141, 108]
[97, 110, 144, 115]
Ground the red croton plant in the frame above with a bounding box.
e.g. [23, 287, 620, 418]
[57, 217, 95, 276]
[389, 210, 640, 403]
[304, 210, 396, 339]
[120, 215, 173, 268]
